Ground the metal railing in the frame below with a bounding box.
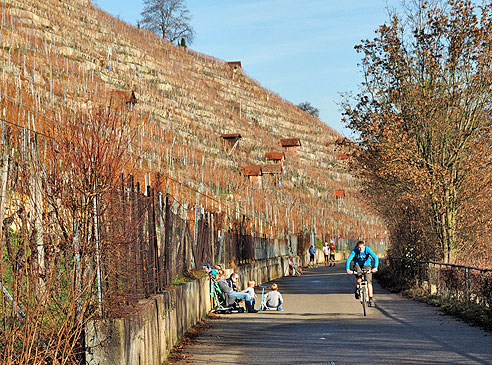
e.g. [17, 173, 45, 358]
[384, 257, 492, 309]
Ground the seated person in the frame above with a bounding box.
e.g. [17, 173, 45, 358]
[202, 263, 218, 278]
[242, 280, 257, 310]
[217, 272, 257, 313]
[263, 283, 283, 311]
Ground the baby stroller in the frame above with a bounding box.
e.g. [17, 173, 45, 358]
[210, 277, 245, 314]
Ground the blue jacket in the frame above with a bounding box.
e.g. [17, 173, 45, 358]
[346, 246, 379, 270]
[309, 246, 315, 255]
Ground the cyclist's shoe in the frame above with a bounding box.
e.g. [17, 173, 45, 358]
[354, 289, 360, 300]
[369, 298, 375, 307]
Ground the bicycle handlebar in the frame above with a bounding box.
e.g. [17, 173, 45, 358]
[352, 269, 373, 275]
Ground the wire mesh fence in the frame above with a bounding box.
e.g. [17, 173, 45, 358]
[0, 114, 302, 316]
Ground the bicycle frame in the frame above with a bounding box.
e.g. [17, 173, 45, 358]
[355, 269, 371, 316]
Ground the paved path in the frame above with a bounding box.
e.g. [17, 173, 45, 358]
[174, 263, 492, 364]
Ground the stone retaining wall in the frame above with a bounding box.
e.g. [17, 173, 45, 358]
[85, 256, 291, 364]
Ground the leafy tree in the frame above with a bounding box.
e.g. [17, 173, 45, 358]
[140, 0, 195, 45]
[343, 0, 492, 263]
[297, 101, 320, 118]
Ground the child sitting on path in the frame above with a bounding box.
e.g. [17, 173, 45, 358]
[242, 280, 257, 310]
[263, 283, 283, 311]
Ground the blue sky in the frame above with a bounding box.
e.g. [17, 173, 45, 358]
[93, 0, 400, 136]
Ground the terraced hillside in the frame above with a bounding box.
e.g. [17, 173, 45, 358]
[0, 0, 386, 244]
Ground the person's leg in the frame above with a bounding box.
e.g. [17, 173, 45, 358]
[368, 284, 374, 297]
[355, 277, 361, 287]
[230, 291, 257, 312]
[228, 291, 251, 303]
[363, 265, 374, 298]
[354, 265, 362, 298]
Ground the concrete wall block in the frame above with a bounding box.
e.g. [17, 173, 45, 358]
[85, 318, 124, 364]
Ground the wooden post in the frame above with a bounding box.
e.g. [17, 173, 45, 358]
[147, 185, 158, 294]
[0, 122, 9, 245]
[30, 133, 46, 303]
[74, 220, 81, 314]
[93, 172, 104, 317]
[164, 188, 171, 287]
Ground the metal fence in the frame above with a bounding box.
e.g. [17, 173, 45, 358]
[95, 175, 302, 315]
[383, 257, 492, 309]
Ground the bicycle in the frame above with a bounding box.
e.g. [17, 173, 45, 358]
[354, 269, 372, 316]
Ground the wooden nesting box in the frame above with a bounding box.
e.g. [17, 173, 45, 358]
[241, 165, 262, 187]
[280, 138, 301, 158]
[220, 133, 242, 145]
[261, 164, 282, 175]
[265, 152, 285, 166]
[226, 61, 242, 73]
[220, 133, 242, 154]
[331, 189, 345, 198]
[262, 164, 282, 186]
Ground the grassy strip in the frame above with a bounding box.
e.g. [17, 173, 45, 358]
[170, 269, 208, 287]
[376, 267, 492, 332]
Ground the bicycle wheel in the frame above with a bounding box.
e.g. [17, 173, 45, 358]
[361, 285, 367, 316]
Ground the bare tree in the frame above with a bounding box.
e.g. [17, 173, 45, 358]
[140, 0, 195, 45]
[297, 101, 320, 118]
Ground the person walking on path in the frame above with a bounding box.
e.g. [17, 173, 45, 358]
[322, 242, 330, 266]
[309, 245, 316, 267]
[329, 241, 336, 267]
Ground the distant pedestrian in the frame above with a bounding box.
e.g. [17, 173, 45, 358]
[322, 242, 330, 266]
[329, 241, 336, 267]
[309, 245, 316, 267]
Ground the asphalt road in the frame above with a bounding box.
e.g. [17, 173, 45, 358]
[173, 262, 492, 364]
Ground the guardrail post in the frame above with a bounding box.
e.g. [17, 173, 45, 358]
[438, 263, 442, 295]
[431, 263, 437, 294]
[465, 267, 470, 305]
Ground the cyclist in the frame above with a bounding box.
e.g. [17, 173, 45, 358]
[346, 240, 379, 306]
